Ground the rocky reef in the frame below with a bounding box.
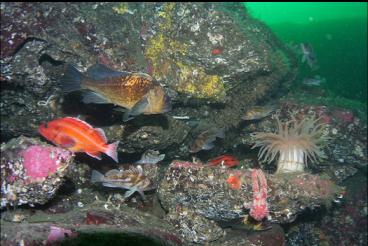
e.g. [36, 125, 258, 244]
[0, 2, 296, 157]
[1, 2, 366, 246]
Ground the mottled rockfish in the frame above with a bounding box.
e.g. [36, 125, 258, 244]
[61, 63, 171, 121]
[91, 165, 155, 200]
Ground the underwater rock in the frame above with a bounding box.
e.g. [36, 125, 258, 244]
[158, 160, 344, 227]
[1, 2, 296, 159]
[0, 136, 74, 207]
[0, 203, 182, 246]
[0, 39, 65, 141]
[103, 116, 190, 153]
[212, 224, 285, 246]
[166, 205, 225, 244]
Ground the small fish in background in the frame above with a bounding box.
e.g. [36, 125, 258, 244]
[38, 117, 119, 162]
[242, 105, 276, 121]
[300, 43, 318, 70]
[302, 75, 326, 86]
[135, 150, 165, 164]
[208, 154, 240, 168]
[91, 165, 155, 200]
[61, 63, 171, 121]
[189, 127, 225, 153]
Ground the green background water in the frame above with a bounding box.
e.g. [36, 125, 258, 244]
[244, 2, 367, 105]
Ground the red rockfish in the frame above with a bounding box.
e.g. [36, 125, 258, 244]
[38, 117, 119, 162]
[208, 154, 240, 167]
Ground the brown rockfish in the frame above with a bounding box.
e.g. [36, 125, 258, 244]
[189, 127, 225, 153]
[61, 63, 171, 121]
[242, 105, 276, 121]
[91, 165, 155, 200]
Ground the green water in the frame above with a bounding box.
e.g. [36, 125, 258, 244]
[244, 2, 367, 104]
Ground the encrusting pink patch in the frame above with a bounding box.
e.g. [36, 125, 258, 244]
[22, 145, 71, 182]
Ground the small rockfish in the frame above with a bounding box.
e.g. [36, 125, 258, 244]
[61, 63, 171, 121]
[208, 154, 240, 168]
[189, 127, 225, 153]
[302, 75, 326, 86]
[135, 149, 165, 165]
[38, 117, 119, 162]
[300, 43, 318, 70]
[91, 165, 155, 200]
[242, 105, 276, 121]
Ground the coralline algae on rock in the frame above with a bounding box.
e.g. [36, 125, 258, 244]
[1, 136, 74, 208]
[22, 145, 71, 183]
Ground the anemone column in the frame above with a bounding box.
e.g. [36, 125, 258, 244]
[276, 146, 305, 173]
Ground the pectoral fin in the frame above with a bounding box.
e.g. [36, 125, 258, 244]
[123, 96, 149, 122]
[58, 134, 76, 148]
[82, 91, 110, 104]
[124, 188, 137, 199]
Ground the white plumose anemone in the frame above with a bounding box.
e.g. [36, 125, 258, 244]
[252, 114, 328, 174]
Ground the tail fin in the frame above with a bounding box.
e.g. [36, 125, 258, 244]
[61, 65, 85, 94]
[105, 141, 119, 163]
[91, 170, 105, 183]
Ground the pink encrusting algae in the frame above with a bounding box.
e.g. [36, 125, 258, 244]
[247, 169, 269, 221]
[22, 145, 72, 183]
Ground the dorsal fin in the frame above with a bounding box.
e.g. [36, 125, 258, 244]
[63, 117, 108, 143]
[86, 63, 129, 80]
[82, 91, 110, 104]
[105, 169, 123, 177]
[63, 117, 95, 130]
